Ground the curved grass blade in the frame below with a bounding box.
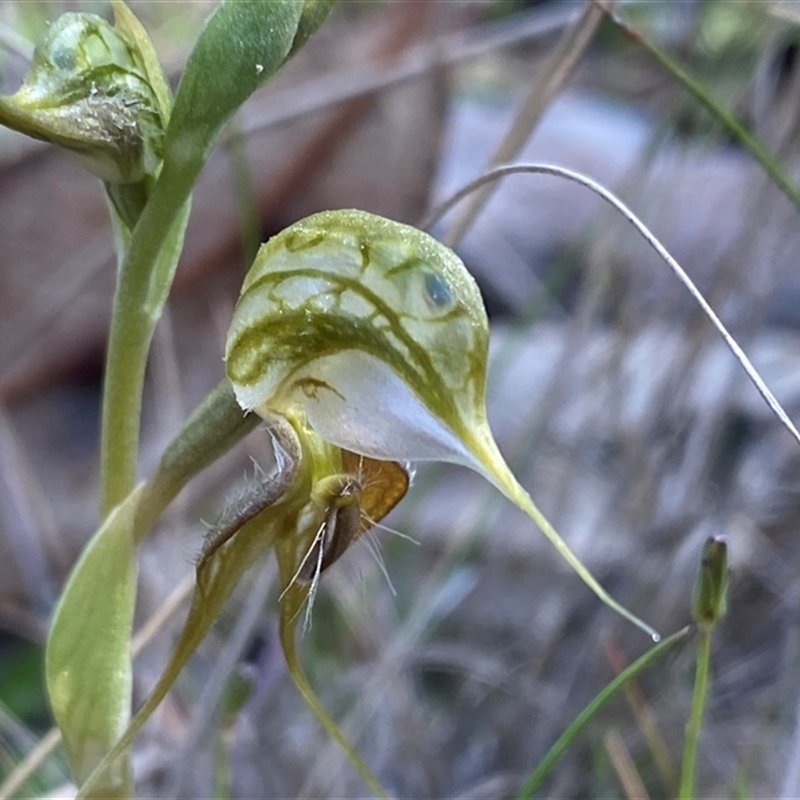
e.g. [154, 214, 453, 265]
[424, 164, 800, 451]
[516, 627, 689, 799]
[601, 3, 800, 218]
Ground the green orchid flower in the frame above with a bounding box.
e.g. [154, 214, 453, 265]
[64, 207, 658, 798]
[226, 208, 658, 639]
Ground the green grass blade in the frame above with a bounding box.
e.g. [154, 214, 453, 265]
[605, 6, 800, 217]
[516, 627, 689, 800]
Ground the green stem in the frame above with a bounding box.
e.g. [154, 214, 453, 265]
[99, 288, 153, 517]
[679, 627, 712, 800]
[99, 173, 191, 517]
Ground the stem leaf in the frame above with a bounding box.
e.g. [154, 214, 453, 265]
[161, 0, 305, 199]
[45, 485, 143, 796]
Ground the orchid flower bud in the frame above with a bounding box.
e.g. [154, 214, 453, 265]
[692, 536, 728, 630]
[0, 10, 165, 186]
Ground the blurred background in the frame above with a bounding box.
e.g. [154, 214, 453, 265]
[3, 0, 800, 797]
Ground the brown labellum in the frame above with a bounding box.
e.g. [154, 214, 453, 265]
[299, 452, 409, 581]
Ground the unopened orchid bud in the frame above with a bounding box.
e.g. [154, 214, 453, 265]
[0, 11, 165, 185]
[692, 536, 729, 629]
